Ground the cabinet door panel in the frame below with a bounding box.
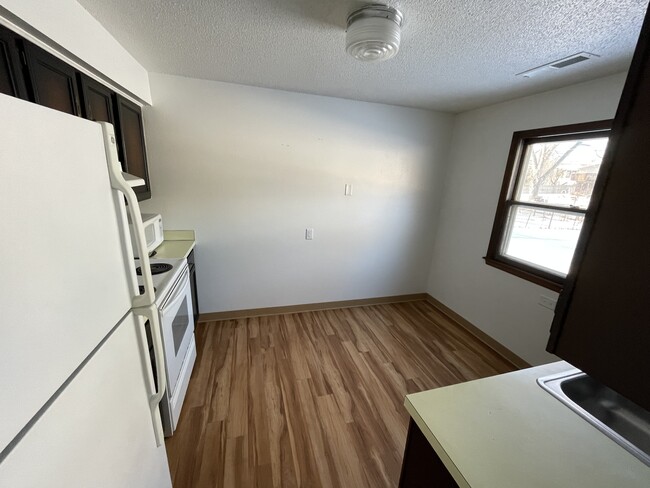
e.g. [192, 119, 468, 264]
[0, 48, 13, 95]
[78, 73, 115, 124]
[0, 25, 27, 99]
[114, 95, 151, 200]
[87, 88, 112, 120]
[23, 42, 81, 116]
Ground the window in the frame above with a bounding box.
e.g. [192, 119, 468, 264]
[485, 120, 612, 291]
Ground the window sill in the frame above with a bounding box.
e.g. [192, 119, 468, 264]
[483, 257, 563, 293]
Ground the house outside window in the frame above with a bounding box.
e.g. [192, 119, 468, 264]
[485, 120, 612, 291]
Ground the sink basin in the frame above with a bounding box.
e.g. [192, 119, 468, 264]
[538, 369, 650, 466]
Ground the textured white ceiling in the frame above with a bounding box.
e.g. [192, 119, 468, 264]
[76, 0, 648, 112]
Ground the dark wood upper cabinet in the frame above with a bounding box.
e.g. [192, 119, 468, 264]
[0, 24, 28, 99]
[1, 26, 153, 200]
[78, 73, 115, 125]
[547, 10, 650, 411]
[22, 41, 81, 116]
[114, 94, 151, 200]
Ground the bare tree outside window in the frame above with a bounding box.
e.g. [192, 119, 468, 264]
[523, 141, 582, 202]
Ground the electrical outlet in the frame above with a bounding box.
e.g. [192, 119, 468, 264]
[344, 184, 353, 196]
[305, 228, 314, 240]
[539, 295, 558, 311]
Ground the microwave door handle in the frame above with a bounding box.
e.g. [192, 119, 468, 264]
[133, 305, 167, 447]
[98, 122, 154, 308]
[160, 268, 190, 314]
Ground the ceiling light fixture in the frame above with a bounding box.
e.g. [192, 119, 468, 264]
[346, 4, 403, 62]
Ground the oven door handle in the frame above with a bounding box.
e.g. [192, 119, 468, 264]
[133, 304, 167, 447]
[98, 122, 155, 308]
[160, 267, 190, 314]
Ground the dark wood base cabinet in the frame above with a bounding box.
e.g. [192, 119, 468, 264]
[399, 419, 460, 488]
[187, 249, 199, 326]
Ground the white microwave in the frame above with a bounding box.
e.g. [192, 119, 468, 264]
[129, 213, 164, 257]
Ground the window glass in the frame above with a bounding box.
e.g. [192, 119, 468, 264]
[514, 138, 609, 210]
[503, 205, 585, 275]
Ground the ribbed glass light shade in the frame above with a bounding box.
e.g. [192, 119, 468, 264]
[346, 16, 401, 62]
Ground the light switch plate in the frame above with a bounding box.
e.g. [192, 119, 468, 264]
[305, 228, 314, 240]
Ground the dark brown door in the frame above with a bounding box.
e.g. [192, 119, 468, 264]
[78, 73, 115, 124]
[114, 94, 151, 200]
[547, 9, 650, 410]
[0, 24, 28, 99]
[23, 41, 81, 116]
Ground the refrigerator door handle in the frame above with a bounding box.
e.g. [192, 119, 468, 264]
[133, 304, 167, 447]
[98, 122, 155, 309]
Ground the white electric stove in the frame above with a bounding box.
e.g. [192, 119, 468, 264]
[134, 257, 196, 436]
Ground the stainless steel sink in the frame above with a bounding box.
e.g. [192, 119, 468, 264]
[538, 369, 650, 466]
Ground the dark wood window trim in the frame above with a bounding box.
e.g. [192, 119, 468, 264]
[485, 120, 613, 292]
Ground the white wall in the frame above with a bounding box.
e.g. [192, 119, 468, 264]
[140, 73, 454, 313]
[426, 73, 627, 365]
[0, 0, 151, 103]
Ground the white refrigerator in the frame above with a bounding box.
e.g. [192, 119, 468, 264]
[0, 94, 173, 487]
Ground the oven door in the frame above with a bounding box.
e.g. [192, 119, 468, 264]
[159, 265, 194, 396]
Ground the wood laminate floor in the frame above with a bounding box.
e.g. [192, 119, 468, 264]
[166, 300, 517, 488]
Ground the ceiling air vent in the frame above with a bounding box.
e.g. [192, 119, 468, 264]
[551, 55, 591, 69]
[516, 52, 599, 78]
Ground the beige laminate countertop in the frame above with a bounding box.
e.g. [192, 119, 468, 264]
[405, 361, 649, 488]
[151, 230, 195, 260]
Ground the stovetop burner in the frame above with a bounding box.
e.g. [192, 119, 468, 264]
[136, 263, 173, 276]
[133, 258, 185, 308]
